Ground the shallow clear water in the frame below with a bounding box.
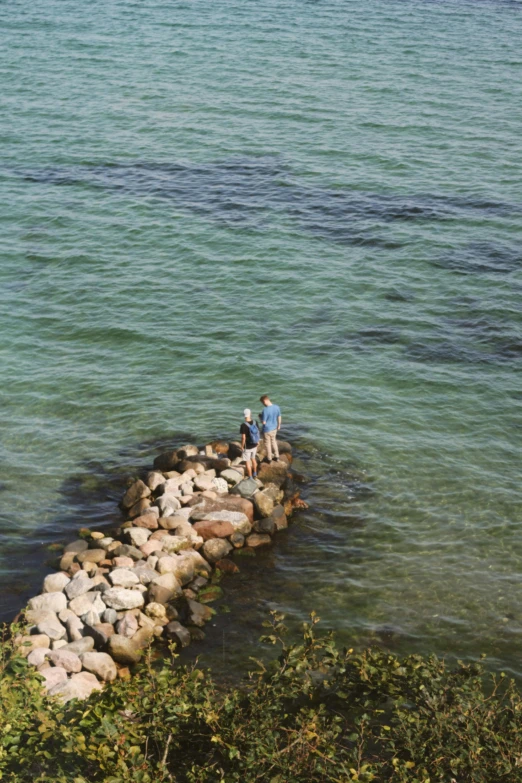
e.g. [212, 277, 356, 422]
[1, 0, 521, 674]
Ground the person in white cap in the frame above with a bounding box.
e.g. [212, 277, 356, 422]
[240, 408, 261, 478]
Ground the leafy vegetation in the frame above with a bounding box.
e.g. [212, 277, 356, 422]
[2, 613, 522, 782]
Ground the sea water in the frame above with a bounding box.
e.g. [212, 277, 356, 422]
[1, 0, 521, 675]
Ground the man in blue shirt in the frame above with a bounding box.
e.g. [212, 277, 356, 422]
[259, 394, 282, 462]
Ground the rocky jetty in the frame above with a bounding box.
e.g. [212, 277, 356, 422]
[15, 437, 306, 702]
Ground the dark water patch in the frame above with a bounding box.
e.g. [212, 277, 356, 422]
[384, 288, 415, 302]
[433, 242, 522, 275]
[15, 160, 522, 243]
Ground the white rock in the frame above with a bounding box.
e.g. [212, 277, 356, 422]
[27, 647, 52, 667]
[51, 639, 68, 650]
[156, 493, 181, 516]
[28, 592, 67, 614]
[194, 475, 214, 492]
[212, 477, 229, 494]
[68, 591, 106, 617]
[109, 568, 140, 588]
[48, 671, 102, 702]
[65, 572, 95, 600]
[65, 614, 85, 642]
[103, 588, 145, 611]
[36, 614, 67, 641]
[125, 527, 151, 548]
[43, 572, 71, 594]
[162, 536, 192, 554]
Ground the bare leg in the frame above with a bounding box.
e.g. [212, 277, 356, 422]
[245, 458, 253, 478]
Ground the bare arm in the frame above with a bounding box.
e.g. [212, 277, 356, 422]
[241, 433, 246, 448]
[277, 415, 282, 431]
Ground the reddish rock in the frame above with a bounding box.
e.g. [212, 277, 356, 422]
[215, 558, 240, 574]
[193, 520, 234, 540]
[133, 514, 159, 530]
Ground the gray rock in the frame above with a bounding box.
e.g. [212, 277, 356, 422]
[114, 544, 144, 561]
[193, 475, 214, 492]
[36, 614, 67, 641]
[48, 649, 82, 672]
[28, 592, 67, 615]
[212, 477, 229, 494]
[25, 608, 58, 627]
[83, 622, 115, 647]
[102, 608, 118, 625]
[109, 568, 140, 588]
[64, 540, 88, 554]
[202, 538, 233, 563]
[65, 572, 95, 600]
[272, 504, 288, 530]
[68, 591, 106, 617]
[231, 478, 258, 499]
[220, 468, 243, 485]
[103, 588, 145, 611]
[107, 634, 142, 664]
[80, 610, 100, 627]
[148, 572, 182, 604]
[98, 536, 115, 551]
[43, 572, 71, 594]
[187, 599, 213, 627]
[156, 493, 181, 516]
[165, 621, 191, 647]
[80, 651, 117, 682]
[61, 636, 95, 654]
[48, 671, 103, 702]
[162, 536, 192, 554]
[253, 517, 276, 535]
[27, 647, 52, 667]
[40, 666, 68, 691]
[132, 565, 158, 585]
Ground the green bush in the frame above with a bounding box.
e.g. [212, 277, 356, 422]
[1, 614, 522, 782]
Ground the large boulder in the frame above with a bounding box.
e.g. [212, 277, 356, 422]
[257, 461, 288, 488]
[122, 479, 151, 510]
[80, 651, 117, 682]
[133, 513, 159, 530]
[253, 491, 275, 518]
[61, 636, 95, 655]
[192, 520, 234, 541]
[108, 634, 142, 664]
[27, 647, 52, 667]
[68, 591, 106, 617]
[146, 471, 166, 491]
[103, 588, 144, 611]
[40, 666, 68, 691]
[272, 504, 288, 530]
[253, 517, 276, 535]
[65, 572, 95, 600]
[189, 496, 254, 523]
[156, 493, 181, 517]
[48, 671, 102, 703]
[128, 499, 152, 519]
[76, 549, 106, 565]
[48, 649, 82, 672]
[153, 451, 180, 472]
[230, 478, 258, 499]
[202, 538, 233, 563]
[109, 568, 140, 588]
[42, 572, 70, 594]
[162, 535, 193, 554]
[220, 468, 243, 485]
[17, 634, 50, 658]
[28, 592, 67, 615]
[64, 540, 88, 554]
[36, 614, 67, 641]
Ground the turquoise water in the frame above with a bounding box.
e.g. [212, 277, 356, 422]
[1, 0, 522, 673]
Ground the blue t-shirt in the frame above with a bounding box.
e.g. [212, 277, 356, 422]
[261, 404, 281, 433]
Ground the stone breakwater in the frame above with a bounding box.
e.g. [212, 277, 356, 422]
[15, 437, 306, 703]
